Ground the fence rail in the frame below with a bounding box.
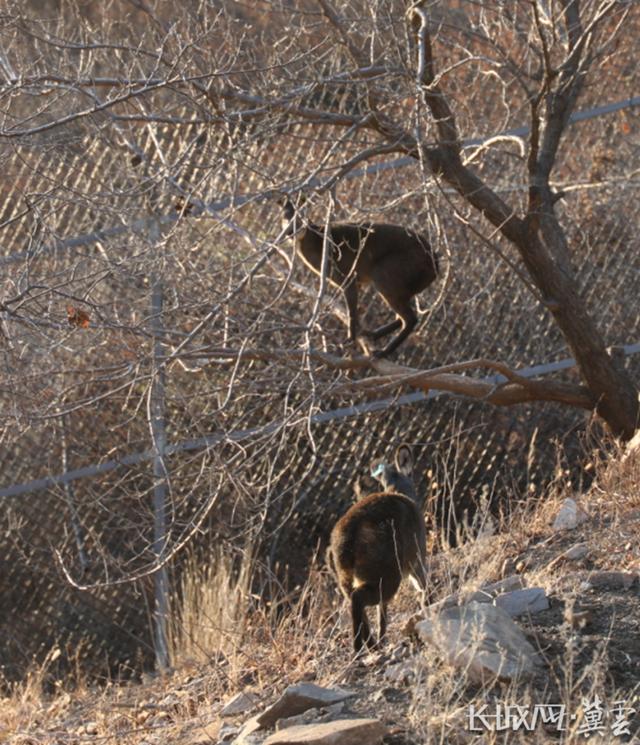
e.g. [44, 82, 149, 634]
[2, 341, 639, 500]
[1, 94, 638, 268]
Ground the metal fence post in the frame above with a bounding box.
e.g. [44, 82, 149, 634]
[149, 218, 170, 671]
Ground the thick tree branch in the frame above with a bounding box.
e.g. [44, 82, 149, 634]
[173, 346, 594, 410]
[407, 2, 637, 437]
[411, 5, 525, 244]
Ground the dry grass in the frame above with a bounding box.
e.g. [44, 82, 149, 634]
[171, 546, 254, 668]
[3, 444, 640, 743]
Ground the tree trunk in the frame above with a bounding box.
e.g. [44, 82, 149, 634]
[406, 3, 639, 439]
[517, 219, 638, 439]
[419, 149, 639, 438]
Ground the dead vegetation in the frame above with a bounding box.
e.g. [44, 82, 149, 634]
[3, 442, 640, 744]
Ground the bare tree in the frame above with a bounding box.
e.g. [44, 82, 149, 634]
[1, 0, 639, 672]
[211, 0, 638, 437]
[2, 0, 637, 433]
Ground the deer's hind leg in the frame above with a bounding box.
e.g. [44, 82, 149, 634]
[351, 584, 380, 653]
[342, 280, 360, 342]
[368, 268, 420, 356]
[375, 297, 418, 357]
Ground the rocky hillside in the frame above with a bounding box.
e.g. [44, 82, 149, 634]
[3, 439, 640, 745]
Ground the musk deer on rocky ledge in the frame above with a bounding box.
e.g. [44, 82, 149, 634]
[327, 445, 428, 653]
[282, 197, 439, 357]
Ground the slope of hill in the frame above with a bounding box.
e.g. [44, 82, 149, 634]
[3, 440, 639, 744]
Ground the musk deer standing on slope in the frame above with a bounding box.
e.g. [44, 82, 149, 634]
[327, 445, 428, 653]
[282, 197, 439, 357]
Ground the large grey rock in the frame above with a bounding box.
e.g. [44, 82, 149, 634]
[432, 575, 526, 613]
[552, 498, 588, 530]
[256, 683, 356, 730]
[415, 602, 542, 683]
[263, 718, 386, 745]
[464, 590, 493, 604]
[494, 588, 549, 617]
[424, 593, 462, 614]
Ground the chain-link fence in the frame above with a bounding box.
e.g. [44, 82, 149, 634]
[1, 3, 639, 680]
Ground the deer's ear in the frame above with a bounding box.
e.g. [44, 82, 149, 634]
[395, 444, 413, 475]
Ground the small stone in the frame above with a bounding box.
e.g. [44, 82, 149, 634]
[256, 683, 356, 730]
[562, 543, 589, 561]
[552, 498, 588, 531]
[263, 718, 386, 745]
[494, 588, 549, 617]
[577, 570, 639, 590]
[222, 692, 260, 718]
[549, 543, 589, 569]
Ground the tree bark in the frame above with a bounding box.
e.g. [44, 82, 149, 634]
[518, 221, 639, 438]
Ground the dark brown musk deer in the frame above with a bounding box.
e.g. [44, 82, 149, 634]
[327, 445, 428, 654]
[282, 197, 439, 357]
